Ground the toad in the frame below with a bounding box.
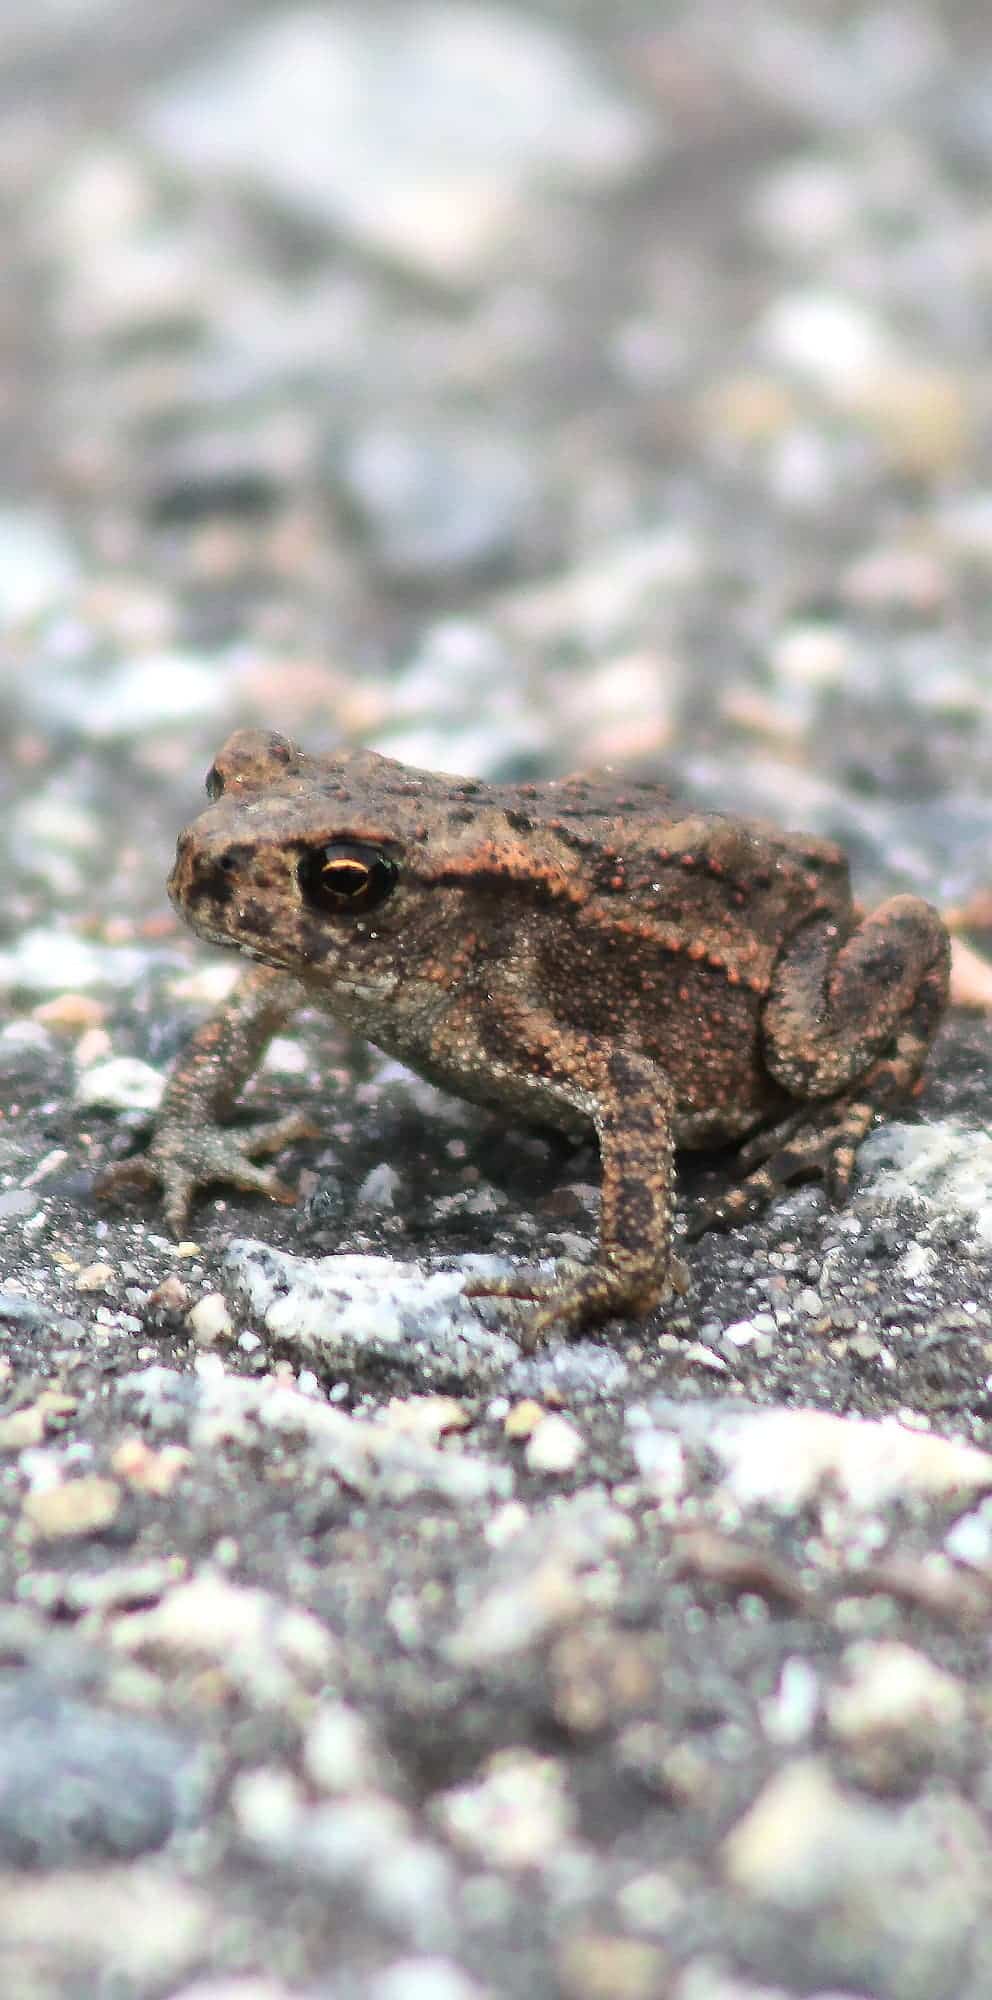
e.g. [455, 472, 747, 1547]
[97, 731, 950, 1347]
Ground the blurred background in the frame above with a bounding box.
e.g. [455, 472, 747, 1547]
[3, 0, 992, 968]
[4, 17, 992, 1996]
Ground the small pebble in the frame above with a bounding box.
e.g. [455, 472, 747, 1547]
[0, 1407, 47, 1451]
[525, 1414, 585, 1475]
[149, 1275, 192, 1316]
[504, 1399, 545, 1440]
[0, 1191, 41, 1223]
[32, 992, 107, 1032]
[75, 1056, 165, 1113]
[722, 1318, 761, 1348]
[827, 1640, 966, 1766]
[22, 1476, 121, 1539]
[303, 1701, 390, 1796]
[758, 288, 894, 400]
[369, 1963, 485, 2000]
[187, 1292, 234, 1344]
[356, 1161, 401, 1211]
[111, 1438, 192, 1495]
[556, 1931, 670, 2000]
[338, 417, 539, 587]
[382, 1396, 471, 1442]
[434, 1749, 574, 1868]
[75, 1261, 115, 1294]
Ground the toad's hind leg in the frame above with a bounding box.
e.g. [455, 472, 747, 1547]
[689, 894, 950, 1239]
[762, 895, 949, 1101]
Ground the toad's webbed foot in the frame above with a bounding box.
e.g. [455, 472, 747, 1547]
[93, 964, 312, 1236]
[687, 1065, 910, 1242]
[686, 1111, 864, 1239]
[465, 1254, 689, 1353]
[95, 1108, 318, 1238]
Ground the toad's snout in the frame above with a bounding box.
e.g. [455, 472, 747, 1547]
[168, 826, 195, 911]
[169, 825, 217, 911]
[168, 822, 294, 962]
[168, 822, 247, 925]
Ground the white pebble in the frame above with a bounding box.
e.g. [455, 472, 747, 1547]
[75, 1056, 165, 1112]
[524, 1414, 585, 1474]
[187, 1293, 234, 1344]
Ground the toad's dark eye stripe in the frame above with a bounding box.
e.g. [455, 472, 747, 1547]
[297, 841, 398, 915]
[205, 764, 225, 800]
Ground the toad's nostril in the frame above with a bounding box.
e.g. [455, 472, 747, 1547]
[171, 849, 239, 910]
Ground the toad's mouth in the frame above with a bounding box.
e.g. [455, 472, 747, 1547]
[238, 940, 291, 968]
[169, 894, 292, 968]
[202, 924, 300, 975]
[181, 914, 327, 981]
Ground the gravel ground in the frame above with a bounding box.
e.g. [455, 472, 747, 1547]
[3, 4, 992, 1998]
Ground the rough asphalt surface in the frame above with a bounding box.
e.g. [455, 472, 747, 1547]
[3, 5, 992, 1998]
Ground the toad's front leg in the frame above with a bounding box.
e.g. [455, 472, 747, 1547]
[94, 964, 316, 1235]
[452, 1004, 683, 1348]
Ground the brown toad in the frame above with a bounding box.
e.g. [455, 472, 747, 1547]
[98, 729, 950, 1347]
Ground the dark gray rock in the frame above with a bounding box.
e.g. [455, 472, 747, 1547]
[334, 419, 541, 588]
[0, 1682, 203, 1866]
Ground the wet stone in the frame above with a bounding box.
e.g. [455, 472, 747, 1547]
[0, 1191, 42, 1224]
[222, 1238, 520, 1387]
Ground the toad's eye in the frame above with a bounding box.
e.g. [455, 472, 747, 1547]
[205, 764, 225, 801]
[297, 841, 398, 914]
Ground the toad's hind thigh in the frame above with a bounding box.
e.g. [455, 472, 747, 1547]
[687, 892, 950, 1240]
[762, 895, 950, 1102]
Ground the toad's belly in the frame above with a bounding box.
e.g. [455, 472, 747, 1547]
[376, 1034, 787, 1152]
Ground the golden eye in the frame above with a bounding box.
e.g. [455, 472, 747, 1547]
[297, 841, 398, 914]
[323, 856, 371, 897]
